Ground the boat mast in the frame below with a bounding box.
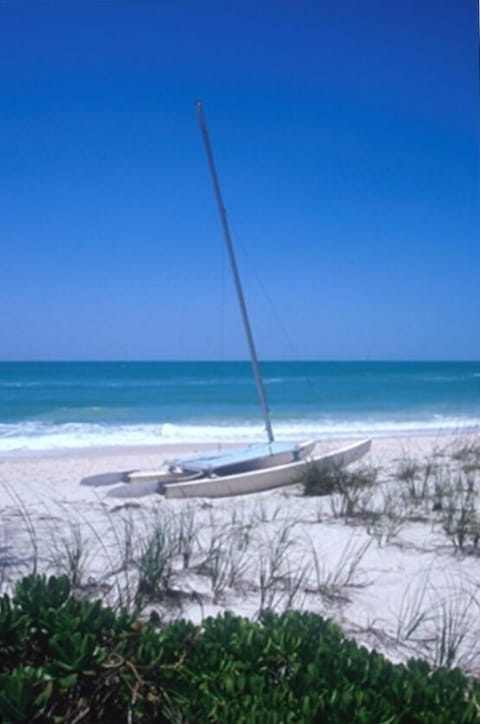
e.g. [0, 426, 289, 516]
[195, 100, 275, 444]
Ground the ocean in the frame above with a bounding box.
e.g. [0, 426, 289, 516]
[0, 361, 479, 452]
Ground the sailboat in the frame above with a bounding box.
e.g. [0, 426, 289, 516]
[118, 102, 370, 497]
[81, 102, 371, 498]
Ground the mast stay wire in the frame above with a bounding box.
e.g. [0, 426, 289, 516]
[228, 221, 319, 401]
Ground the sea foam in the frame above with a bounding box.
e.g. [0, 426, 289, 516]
[1, 417, 479, 453]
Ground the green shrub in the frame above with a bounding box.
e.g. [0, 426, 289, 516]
[0, 575, 479, 722]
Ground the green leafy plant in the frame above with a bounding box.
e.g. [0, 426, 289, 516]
[0, 666, 53, 723]
[2, 574, 480, 722]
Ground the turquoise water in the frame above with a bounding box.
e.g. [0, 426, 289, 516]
[0, 361, 479, 451]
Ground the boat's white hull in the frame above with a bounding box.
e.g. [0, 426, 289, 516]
[126, 439, 317, 485]
[163, 439, 371, 499]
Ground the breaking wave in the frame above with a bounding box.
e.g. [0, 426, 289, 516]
[1, 416, 479, 453]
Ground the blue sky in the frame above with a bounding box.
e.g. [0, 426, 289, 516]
[1, 0, 479, 361]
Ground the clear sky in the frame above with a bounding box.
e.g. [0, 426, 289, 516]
[1, 0, 479, 361]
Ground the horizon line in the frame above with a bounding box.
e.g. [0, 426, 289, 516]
[1, 359, 480, 365]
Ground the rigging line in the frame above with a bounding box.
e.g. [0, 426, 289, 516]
[229, 224, 318, 397]
[228, 224, 298, 358]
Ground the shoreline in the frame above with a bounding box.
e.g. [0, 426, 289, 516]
[0, 441, 229, 462]
[0, 426, 477, 462]
[0, 433, 473, 498]
[0, 432, 474, 511]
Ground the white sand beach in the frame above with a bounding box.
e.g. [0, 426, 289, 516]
[2, 433, 480, 674]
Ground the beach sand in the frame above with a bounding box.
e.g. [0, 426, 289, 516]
[1, 433, 480, 673]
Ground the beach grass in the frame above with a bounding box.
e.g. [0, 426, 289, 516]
[2, 433, 480, 675]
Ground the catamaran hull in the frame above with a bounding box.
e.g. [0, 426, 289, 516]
[163, 439, 371, 499]
[126, 439, 317, 485]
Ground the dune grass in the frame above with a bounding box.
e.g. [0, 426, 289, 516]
[3, 436, 480, 675]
